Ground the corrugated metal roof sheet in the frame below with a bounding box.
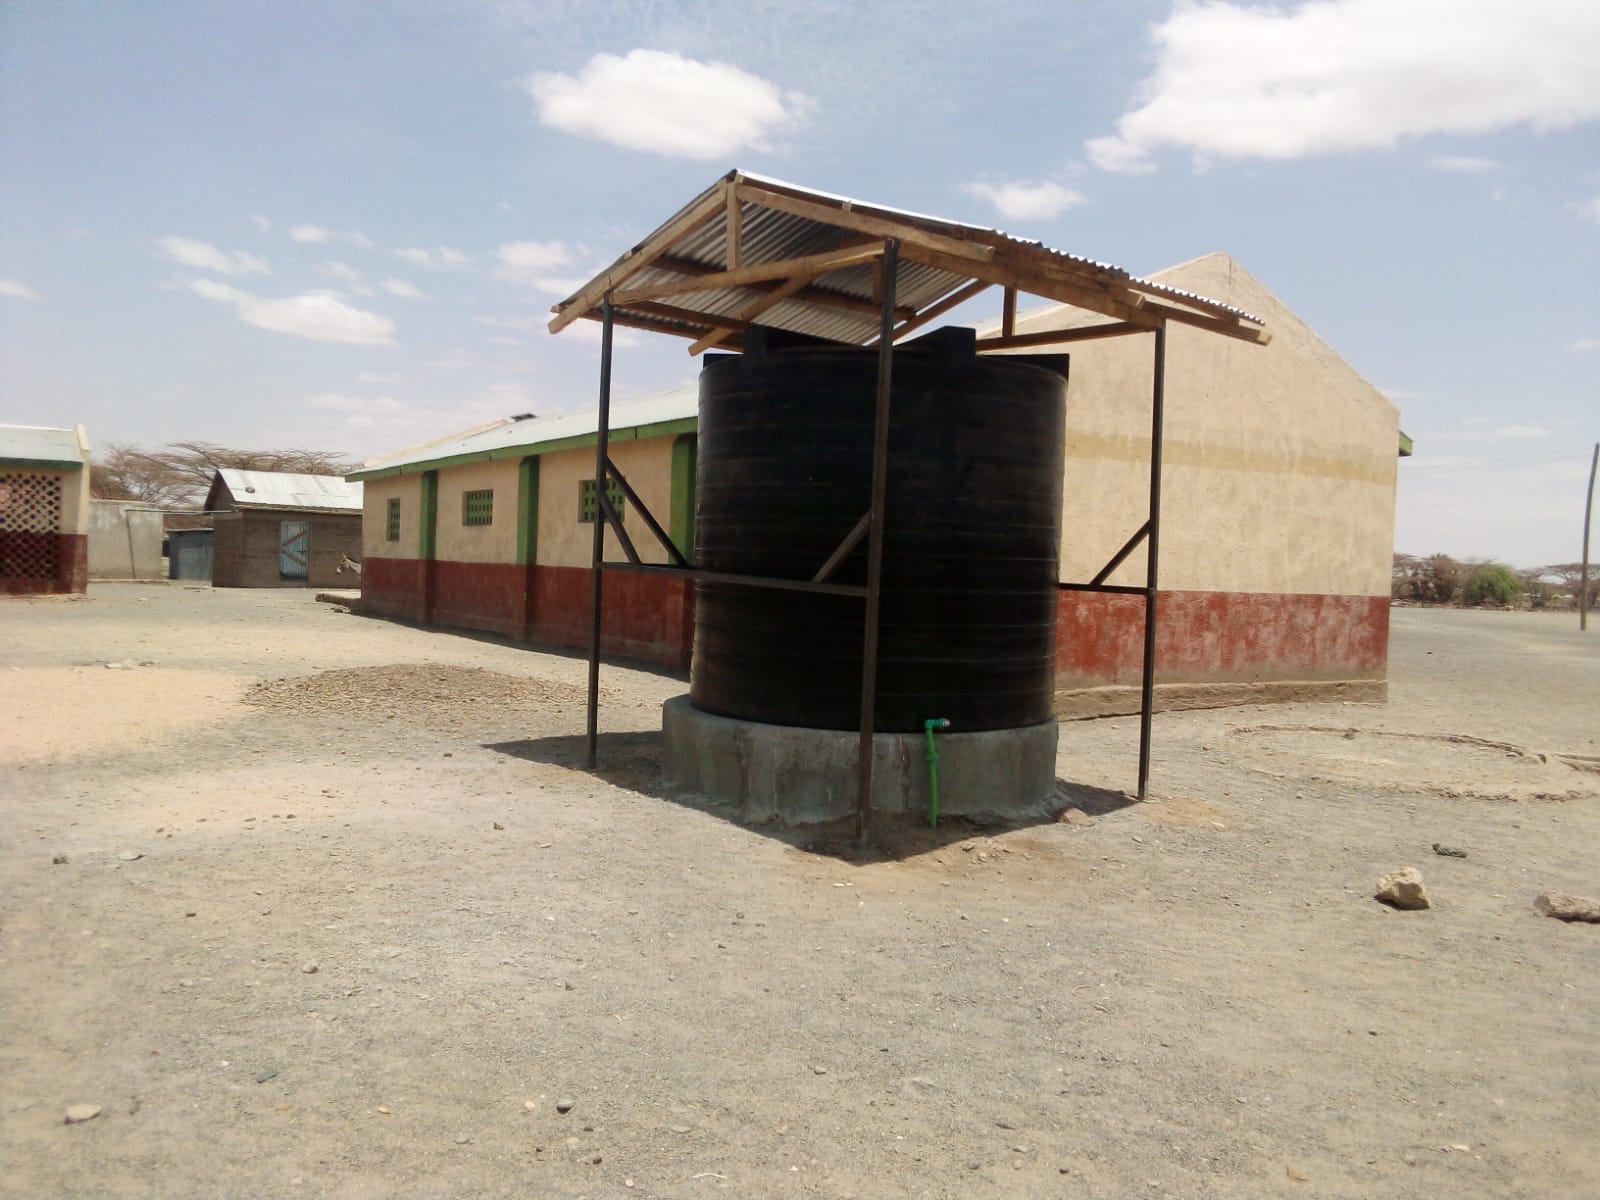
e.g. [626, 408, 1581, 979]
[549, 170, 1267, 350]
[0, 424, 87, 468]
[218, 469, 363, 512]
[349, 383, 699, 480]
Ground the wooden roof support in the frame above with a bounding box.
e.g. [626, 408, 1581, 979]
[686, 264, 843, 355]
[871, 277, 992, 345]
[548, 181, 731, 334]
[733, 182, 996, 268]
[610, 243, 885, 308]
[725, 187, 742, 269]
[650, 256, 914, 320]
[977, 321, 1148, 350]
[1002, 287, 1017, 337]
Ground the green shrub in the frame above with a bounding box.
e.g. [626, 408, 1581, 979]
[1462, 563, 1521, 607]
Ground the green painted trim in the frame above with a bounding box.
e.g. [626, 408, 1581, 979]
[347, 417, 701, 481]
[0, 457, 83, 472]
[1397, 430, 1414, 458]
[670, 433, 697, 561]
[418, 471, 438, 560]
[516, 457, 539, 565]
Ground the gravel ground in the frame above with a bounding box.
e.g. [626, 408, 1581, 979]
[1, 586, 1597, 1199]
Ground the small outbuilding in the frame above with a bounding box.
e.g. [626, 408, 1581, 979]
[205, 469, 363, 588]
[0, 423, 91, 596]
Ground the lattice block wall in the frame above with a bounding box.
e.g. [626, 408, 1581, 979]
[0, 472, 64, 580]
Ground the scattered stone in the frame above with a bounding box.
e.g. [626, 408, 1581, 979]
[812, 1066, 828, 1075]
[1287, 1165, 1311, 1182]
[669, 1124, 691, 1134]
[590, 1155, 603, 1165]
[52, 853, 68, 865]
[1534, 892, 1600, 923]
[556, 1097, 575, 1114]
[118, 851, 144, 862]
[185, 910, 196, 918]
[454, 1135, 470, 1145]
[301, 961, 319, 975]
[1057, 808, 1096, 828]
[1375, 867, 1431, 911]
[377, 1106, 392, 1115]
[1432, 843, 1467, 859]
[64, 1104, 101, 1124]
[493, 822, 504, 831]
[255, 1069, 278, 1083]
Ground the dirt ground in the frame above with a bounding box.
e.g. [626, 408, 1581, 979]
[2, 585, 1597, 1200]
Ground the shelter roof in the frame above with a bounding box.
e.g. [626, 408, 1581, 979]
[0, 424, 88, 471]
[210, 469, 363, 513]
[549, 171, 1268, 354]
[349, 383, 699, 481]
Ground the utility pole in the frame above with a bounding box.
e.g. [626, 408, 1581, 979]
[1582, 442, 1598, 632]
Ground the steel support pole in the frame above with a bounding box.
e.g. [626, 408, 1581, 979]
[585, 297, 615, 769]
[1137, 324, 1167, 802]
[856, 240, 899, 844]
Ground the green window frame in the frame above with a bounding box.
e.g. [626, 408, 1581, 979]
[462, 488, 494, 527]
[385, 497, 401, 541]
[578, 478, 625, 524]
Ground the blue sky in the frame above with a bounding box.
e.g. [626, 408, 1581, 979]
[1, 0, 1596, 568]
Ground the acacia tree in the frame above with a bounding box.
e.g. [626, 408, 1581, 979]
[91, 441, 356, 510]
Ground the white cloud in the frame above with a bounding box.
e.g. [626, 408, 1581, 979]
[1088, 0, 1600, 172]
[1576, 194, 1600, 223]
[251, 214, 272, 233]
[291, 224, 332, 244]
[492, 240, 581, 293]
[157, 236, 271, 275]
[382, 278, 423, 298]
[1427, 155, 1501, 173]
[356, 370, 405, 384]
[320, 260, 363, 283]
[395, 246, 471, 269]
[190, 280, 396, 346]
[960, 179, 1087, 221]
[528, 49, 812, 158]
[1569, 336, 1599, 353]
[0, 279, 40, 300]
[1494, 424, 1550, 438]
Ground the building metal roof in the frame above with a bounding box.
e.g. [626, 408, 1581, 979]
[0, 424, 89, 471]
[549, 170, 1268, 354]
[348, 383, 699, 481]
[212, 468, 364, 513]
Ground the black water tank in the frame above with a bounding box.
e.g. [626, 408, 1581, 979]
[690, 326, 1066, 733]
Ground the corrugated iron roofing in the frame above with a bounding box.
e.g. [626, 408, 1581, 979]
[217, 469, 363, 512]
[554, 170, 1264, 345]
[348, 383, 699, 480]
[0, 424, 88, 468]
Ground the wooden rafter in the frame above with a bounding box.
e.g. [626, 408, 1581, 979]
[977, 321, 1147, 350]
[872, 278, 991, 346]
[650, 256, 914, 319]
[610, 243, 885, 308]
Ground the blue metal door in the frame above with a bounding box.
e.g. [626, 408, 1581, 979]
[279, 521, 309, 580]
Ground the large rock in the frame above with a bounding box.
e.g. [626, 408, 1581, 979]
[1534, 892, 1600, 923]
[1375, 867, 1431, 911]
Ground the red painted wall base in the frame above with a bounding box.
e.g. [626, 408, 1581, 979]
[1056, 589, 1389, 688]
[0, 532, 87, 595]
[359, 557, 1386, 688]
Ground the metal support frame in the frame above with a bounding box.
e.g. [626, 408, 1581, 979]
[1137, 326, 1167, 801]
[855, 239, 899, 843]
[1055, 324, 1168, 802]
[585, 298, 615, 769]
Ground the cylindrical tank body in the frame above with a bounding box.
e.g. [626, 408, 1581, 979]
[690, 326, 1067, 733]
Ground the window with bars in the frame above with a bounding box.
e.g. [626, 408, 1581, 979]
[578, 478, 625, 524]
[462, 489, 494, 526]
[385, 497, 401, 541]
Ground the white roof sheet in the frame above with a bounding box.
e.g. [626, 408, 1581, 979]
[218, 468, 363, 512]
[0, 424, 86, 467]
[352, 382, 699, 479]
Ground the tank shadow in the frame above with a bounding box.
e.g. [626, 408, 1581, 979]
[483, 730, 1138, 862]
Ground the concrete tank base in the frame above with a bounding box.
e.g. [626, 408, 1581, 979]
[662, 695, 1059, 825]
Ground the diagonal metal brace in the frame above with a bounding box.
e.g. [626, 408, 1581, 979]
[1089, 520, 1151, 588]
[605, 457, 690, 567]
[812, 511, 872, 583]
[596, 489, 641, 565]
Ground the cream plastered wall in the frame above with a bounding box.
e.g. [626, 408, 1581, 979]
[433, 458, 520, 563]
[1013, 254, 1398, 597]
[361, 474, 424, 558]
[55, 426, 92, 533]
[538, 438, 676, 568]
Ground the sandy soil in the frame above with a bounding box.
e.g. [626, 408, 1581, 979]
[1, 586, 1597, 1199]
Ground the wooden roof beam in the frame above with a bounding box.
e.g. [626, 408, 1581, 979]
[610, 243, 886, 308]
[651, 256, 914, 320]
[548, 179, 733, 334]
[977, 322, 1148, 350]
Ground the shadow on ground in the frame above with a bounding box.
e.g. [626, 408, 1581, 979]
[485, 730, 1138, 862]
